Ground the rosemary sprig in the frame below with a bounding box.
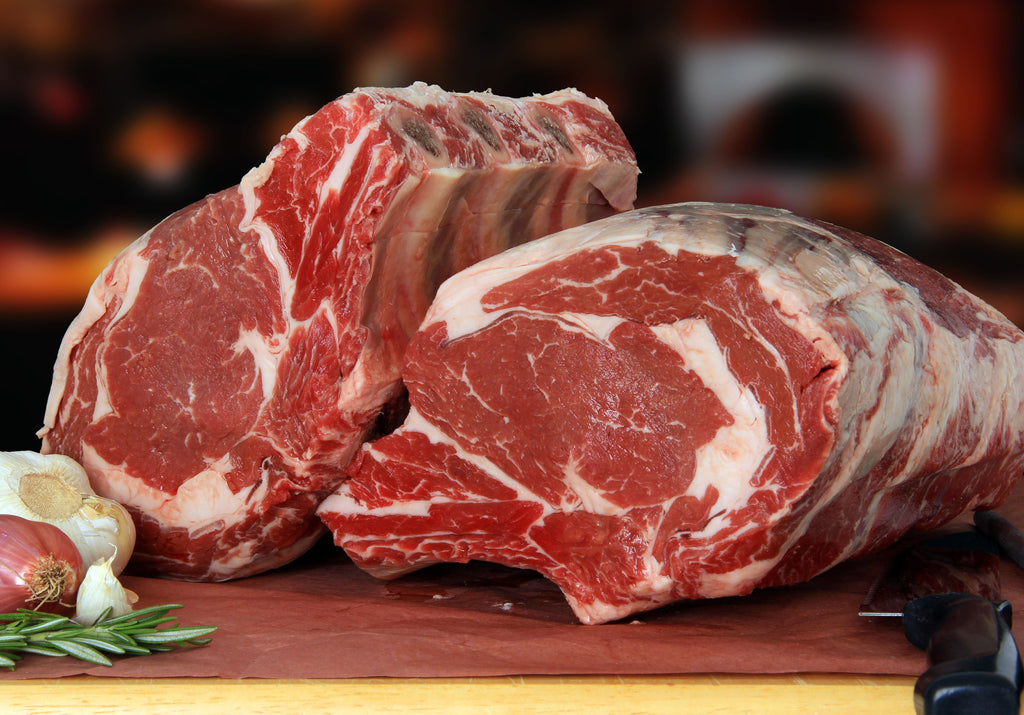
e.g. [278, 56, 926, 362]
[0, 604, 217, 671]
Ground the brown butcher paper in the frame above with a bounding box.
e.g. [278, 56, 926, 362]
[4, 481, 1024, 680]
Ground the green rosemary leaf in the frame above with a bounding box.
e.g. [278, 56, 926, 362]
[0, 609, 45, 623]
[47, 640, 113, 666]
[101, 630, 136, 645]
[17, 616, 73, 635]
[102, 604, 182, 625]
[35, 628, 84, 641]
[0, 651, 22, 669]
[120, 617, 180, 632]
[72, 637, 128, 655]
[118, 643, 154, 656]
[19, 644, 68, 657]
[0, 634, 27, 646]
[132, 626, 218, 644]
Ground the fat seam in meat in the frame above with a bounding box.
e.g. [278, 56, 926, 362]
[38, 83, 638, 581]
[318, 202, 1024, 624]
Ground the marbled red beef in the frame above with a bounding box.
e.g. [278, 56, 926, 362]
[39, 83, 638, 581]
[319, 203, 1024, 624]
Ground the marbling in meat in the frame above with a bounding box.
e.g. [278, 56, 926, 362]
[38, 83, 638, 581]
[318, 203, 1024, 624]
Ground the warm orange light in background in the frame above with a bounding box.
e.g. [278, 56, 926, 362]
[0, 228, 136, 313]
[111, 107, 210, 188]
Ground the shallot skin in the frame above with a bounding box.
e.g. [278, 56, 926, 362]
[0, 514, 85, 614]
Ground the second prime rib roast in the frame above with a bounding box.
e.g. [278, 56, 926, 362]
[318, 203, 1024, 624]
[38, 83, 639, 581]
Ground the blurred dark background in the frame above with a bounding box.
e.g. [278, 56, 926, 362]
[2, 0, 1022, 450]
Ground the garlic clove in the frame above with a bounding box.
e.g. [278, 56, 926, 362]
[57, 495, 137, 575]
[73, 554, 139, 626]
[0, 451, 136, 575]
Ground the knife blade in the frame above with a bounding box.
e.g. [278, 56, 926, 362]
[859, 530, 1024, 715]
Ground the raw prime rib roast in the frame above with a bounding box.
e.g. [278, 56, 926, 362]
[38, 83, 638, 581]
[318, 202, 1024, 624]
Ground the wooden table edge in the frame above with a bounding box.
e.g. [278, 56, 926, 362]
[1, 672, 918, 714]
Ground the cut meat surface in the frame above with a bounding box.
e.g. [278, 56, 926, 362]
[318, 202, 1024, 624]
[38, 83, 638, 581]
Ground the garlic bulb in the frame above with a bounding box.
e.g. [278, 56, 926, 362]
[73, 553, 139, 625]
[0, 451, 136, 575]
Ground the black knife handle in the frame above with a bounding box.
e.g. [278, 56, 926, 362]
[974, 510, 1024, 572]
[903, 593, 1023, 715]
